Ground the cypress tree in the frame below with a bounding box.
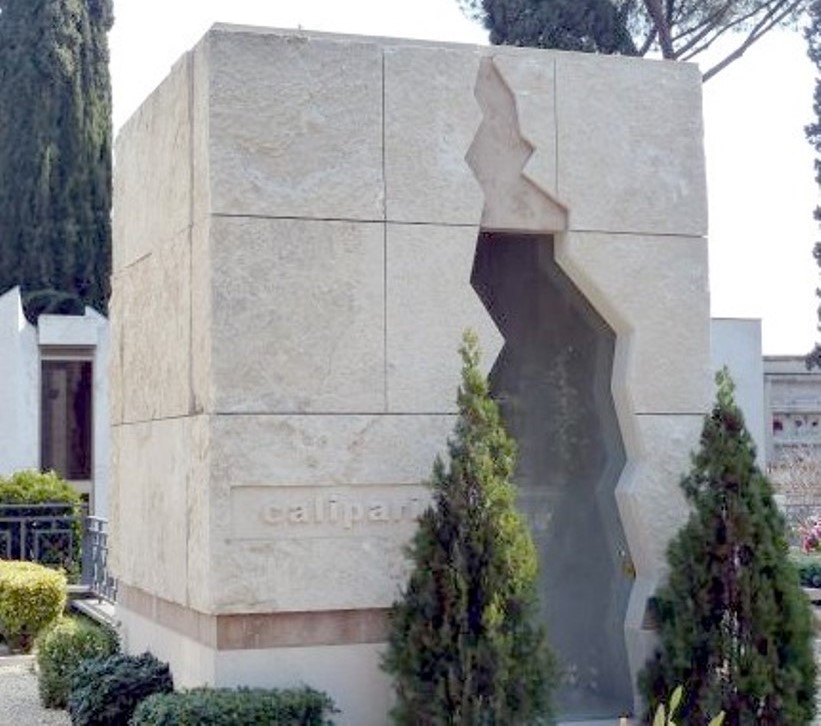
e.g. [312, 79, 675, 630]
[640, 370, 816, 725]
[0, 0, 113, 321]
[383, 331, 556, 725]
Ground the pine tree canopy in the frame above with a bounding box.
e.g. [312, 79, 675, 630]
[805, 1, 821, 369]
[383, 331, 556, 725]
[641, 369, 817, 725]
[459, 0, 806, 80]
[0, 0, 113, 322]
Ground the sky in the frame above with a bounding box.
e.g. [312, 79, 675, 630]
[109, 1, 819, 356]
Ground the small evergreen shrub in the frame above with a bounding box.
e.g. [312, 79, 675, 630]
[640, 371, 817, 723]
[383, 331, 556, 724]
[791, 551, 821, 588]
[131, 686, 338, 725]
[68, 651, 173, 725]
[0, 470, 83, 575]
[0, 560, 66, 652]
[36, 615, 119, 708]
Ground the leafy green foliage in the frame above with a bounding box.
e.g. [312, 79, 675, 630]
[651, 684, 726, 726]
[0, 470, 83, 576]
[383, 331, 556, 725]
[0, 560, 66, 652]
[131, 687, 338, 725]
[792, 551, 821, 587]
[0, 0, 113, 321]
[68, 652, 173, 725]
[459, 0, 804, 80]
[36, 615, 119, 708]
[640, 370, 817, 724]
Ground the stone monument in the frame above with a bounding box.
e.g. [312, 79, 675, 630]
[110, 24, 710, 724]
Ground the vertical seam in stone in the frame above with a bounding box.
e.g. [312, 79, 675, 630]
[186, 50, 195, 607]
[553, 57, 560, 197]
[381, 49, 388, 413]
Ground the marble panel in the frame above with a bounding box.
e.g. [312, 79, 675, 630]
[209, 217, 384, 414]
[556, 231, 711, 415]
[205, 27, 383, 220]
[113, 53, 193, 272]
[386, 223, 502, 412]
[555, 54, 707, 236]
[384, 44, 483, 225]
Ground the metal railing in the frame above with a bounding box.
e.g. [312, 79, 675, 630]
[0, 503, 116, 602]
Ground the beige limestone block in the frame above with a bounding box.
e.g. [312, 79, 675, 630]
[617, 414, 702, 577]
[211, 526, 415, 612]
[209, 217, 384, 414]
[209, 414, 453, 487]
[467, 57, 566, 233]
[385, 224, 502, 412]
[555, 54, 707, 236]
[108, 280, 125, 426]
[205, 28, 383, 220]
[113, 53, 193, 273]
[118, 233, 192, 423]
[556, 231, 711, 415]
[189, 219, 212, 416]
[491, 53, 559, 200]
[383, 44, 484, 225]
[110, 417, 206, 605]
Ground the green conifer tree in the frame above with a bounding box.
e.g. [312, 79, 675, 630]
[641, 370, 816, 724]
[383, 331, 556, 725]
[0, 0, 113, 320]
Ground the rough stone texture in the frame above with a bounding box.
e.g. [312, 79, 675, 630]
[209, 414, 452, 487]
[556, 231, 711, 415]
[113, 53, 193, 273]
[555, 54, 707, 236]
[111, 417, 209, 607]
[207, 28, 383, 221]
[111, 26, 711, 723]
[384, 45, 484, 225]
[491, 53, 559, 201]
[467, 57, 566, 233]
[209, 217, 384, 414]
[117, 233, 192, 423]
[386, 223, 502, 412]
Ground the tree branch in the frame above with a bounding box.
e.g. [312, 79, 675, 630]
[702, 0, 804, 80]
[643, 0, 676, 57]
[677, 1, 782, 60]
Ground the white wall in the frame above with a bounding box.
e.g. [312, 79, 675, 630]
[0, 286, 110, 515]
[0, 288, 39, 475]
[710, 318, 766, 465]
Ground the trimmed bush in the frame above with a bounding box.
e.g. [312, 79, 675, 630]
[68, 651, 173, 725]
[792, 551, 821, 588]
[131, 686, 338, 725]
[36, 615, 119, 708]
[0, 470, 83, 575]
[0, 560, 66, 652]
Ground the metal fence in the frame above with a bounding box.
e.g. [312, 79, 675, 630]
[0, 503, 116, 602]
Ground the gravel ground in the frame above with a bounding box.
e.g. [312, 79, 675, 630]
[0, 656, 69, 725]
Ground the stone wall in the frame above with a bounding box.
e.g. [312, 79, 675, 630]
[111, 25, 710, 724]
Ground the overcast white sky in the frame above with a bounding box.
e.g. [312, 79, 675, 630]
[109, 1, 820, 355]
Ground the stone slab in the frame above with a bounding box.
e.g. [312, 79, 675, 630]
[209, 217, 385, 414]
[617, 413, 702, 576]
[110, 417, 209, 606]
[555, 54, 707, 236]
[556, 231, 711, 415]
[205, 28, 384, 220]
[113, 53, 193, 273]
[209, 414, 453, 486]
[384, 44, 484, 225]
[385, 223, 502, 412]
[115, 232, 192, 423]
